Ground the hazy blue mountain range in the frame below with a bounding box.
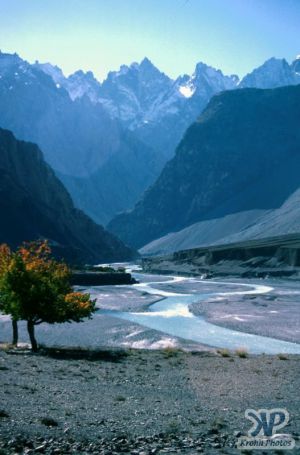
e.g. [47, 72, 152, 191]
[0, 52, 163, 224]
[36, 56, 240, 160]
[58, 130, 162, 225]
[0, 52, 117, 177]
[36, 55, 300, 160]
[0, 127, 135, 263]
[1, 51, 299, 227]
[108, 85, 300, 249]
[239, 57, 300, 89]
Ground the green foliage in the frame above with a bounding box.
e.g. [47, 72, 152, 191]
[0, 241, 96, 349]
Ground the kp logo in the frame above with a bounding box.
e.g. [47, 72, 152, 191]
[237, 408, 295, 450]
[246, 408, 289, 437]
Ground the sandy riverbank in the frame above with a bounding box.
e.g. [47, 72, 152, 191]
[189, 280, 300, 344]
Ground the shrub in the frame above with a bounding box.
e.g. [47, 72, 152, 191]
[40, 417, 59, 427]
[277, 353, 289, 361]
[235, 348, 248, 358]
[163, 347, 182, 358]
[217, 348, 231, 357]
[115, 395, 126, 402]
[0, 410, 9, 418]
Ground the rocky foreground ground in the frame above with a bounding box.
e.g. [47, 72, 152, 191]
[0, 347, 299, 454]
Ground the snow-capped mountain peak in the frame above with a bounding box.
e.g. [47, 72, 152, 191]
[66, 69, 101, 102]
[0, 52, 65, 94]
[34, 61, 66, 86]
[239, 57, 298, 88]
[30, 53, 300, 160]
[97, 57, 173, 125]
[176, 61, 239, 101]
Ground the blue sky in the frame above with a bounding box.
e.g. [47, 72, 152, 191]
[0, 0, 299, 80]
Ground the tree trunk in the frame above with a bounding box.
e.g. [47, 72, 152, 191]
[27, 321, 38, 352]
[12, 319, 18, 346]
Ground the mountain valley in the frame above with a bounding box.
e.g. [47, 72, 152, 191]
[2, 51, 300, 227]
[0, 127, 135, 263]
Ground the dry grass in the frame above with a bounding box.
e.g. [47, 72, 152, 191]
[0, 343, 13, 352]
[235, 348, 248, 358]
[217, 348, 231, 358]
[277, 353, 289, 361]
[162, 347, 183, 358]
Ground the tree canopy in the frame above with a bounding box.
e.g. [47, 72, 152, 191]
[0, 241, 96, 351]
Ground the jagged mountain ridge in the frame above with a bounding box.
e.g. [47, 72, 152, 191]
[36, 55, 300, 161]
[0, 127, 135, 263]
[34, 61, 102, 103]
[2, 51, 300, 226]
[0, 52, 119, 177]
[108, 85, 300, 249]
[36, 55, 300, 122]
[239, 57, 300, 89]
[36, 56, 240, 159]
[0, 52, 163, 224]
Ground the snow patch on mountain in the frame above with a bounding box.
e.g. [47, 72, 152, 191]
[179, 84, 195, 98]
[65, 70, 101, 102]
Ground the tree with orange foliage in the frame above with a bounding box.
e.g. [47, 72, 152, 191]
[0, 241, 96, 351]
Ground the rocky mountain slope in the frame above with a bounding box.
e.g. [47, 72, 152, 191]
[0, 127, 135, 263]
[141, 150, 300, 256]
[140, 209, 266, 256]
[0, 52, 116, 177]
[109, 85, 300, 248]
[141, 187, 300, 256]
[291, 56, 300, 73]
[219, 186, 300, 245]
[142, 233, 300, 279]
[239, 57, 300, 89]
[59, 130, 162, 225]
[0, 52, 162, 224]
[34, 61, 102, 103]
